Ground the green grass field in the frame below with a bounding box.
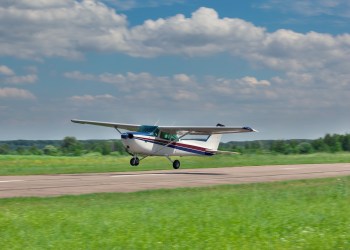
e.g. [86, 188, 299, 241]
[0, 152, 350, 175]
[1, 176, 349, 249]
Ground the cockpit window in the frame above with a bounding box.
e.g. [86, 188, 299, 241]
[160, 131, 178, 141]
[138, 125, 159, 137]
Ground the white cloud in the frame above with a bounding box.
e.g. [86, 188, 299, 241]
[65, 71, 185, 92]
[127, 8, 345, 76]
[64, 71, 95, 81]
[173, 90, 198, 101]
[236, 76, 271, 87]
[1, 0, 74, 9]
[0, 0, 128, 59]
[258, 0, 350, 17]
[65, 70, 275, 107]
[2, 3, 350, 117]
[0, 65, 38, 84]
[213, 76, 271, 95]
[173, 74, 194, 84]
[102, 0, 184, 10]
[126, 7, 266, 57]
[121, 7, 350, 77]
[0, 65, 14, 76]
[0, 87, 36, 99]
[1, 3, 350, 79]
[69, 94, 118, 111]
[4, 74, 38, 84]
[69, 94, 116, 104]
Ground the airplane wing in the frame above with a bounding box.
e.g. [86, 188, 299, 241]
[158, 125, 257, 135]
[71, 119, 141, 131]
[206, 150, 241, 155]
[71, 119, 257, 135]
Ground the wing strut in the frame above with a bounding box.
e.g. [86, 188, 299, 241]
[114, 127, 122, 135]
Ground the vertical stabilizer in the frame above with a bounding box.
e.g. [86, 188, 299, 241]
[206, 134, 222, 151]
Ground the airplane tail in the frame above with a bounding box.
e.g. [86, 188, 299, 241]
[206, 134, 222, 151]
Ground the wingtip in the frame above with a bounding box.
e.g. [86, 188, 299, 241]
[243, 126, 258, 132]
[71, 119, 82, 124]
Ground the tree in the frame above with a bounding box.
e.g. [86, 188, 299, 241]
[28, 145, 43, 155]
[0, 144, 10, 154]
[271, 140, 288, 154]
[312, 138, 329, 152]
[16, 146, 28, 155]
[101, 141, 112, 155]
[297, 142, 313, 154]
[287, 140, 299, 154]
[61, 136, 82, 156]
[340, 134, 350, 151]
[43, 145, 59, 156]
[244, 141, 262, 153]
[324, 134, 342, 152]
[114, 140, 126, 155]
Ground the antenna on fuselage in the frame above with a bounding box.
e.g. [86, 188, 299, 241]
[216, 123, 225, 127]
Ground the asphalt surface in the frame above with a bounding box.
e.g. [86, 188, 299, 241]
[0, 163, 350, 198]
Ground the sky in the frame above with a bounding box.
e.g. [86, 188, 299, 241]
[0, 0, 350, 141]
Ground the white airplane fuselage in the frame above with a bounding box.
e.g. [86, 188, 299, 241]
[121, 132, 217, 157]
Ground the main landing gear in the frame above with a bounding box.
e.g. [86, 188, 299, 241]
[166, 156, 180, 169]
[128, 156, 181, 169]
[172, 160, 180, 169]
[130, 157, 139, 166]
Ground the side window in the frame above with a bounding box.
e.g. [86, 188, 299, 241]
[160, 132, 168, 140]
[160, 131, 178, 141]
[170, 134, 178, 141]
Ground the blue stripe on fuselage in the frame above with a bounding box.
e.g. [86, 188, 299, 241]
[135, 136, 214, 156]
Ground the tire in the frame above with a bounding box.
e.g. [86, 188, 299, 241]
[172, 160, 180, 169]
[130, 157, 139, 166]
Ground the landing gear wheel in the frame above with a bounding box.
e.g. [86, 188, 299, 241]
[172, 160, 180, 169]
[130, 157, 139, 166]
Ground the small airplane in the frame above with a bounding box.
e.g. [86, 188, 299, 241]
[71, 119, 257, 169]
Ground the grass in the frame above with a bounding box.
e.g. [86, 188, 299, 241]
[0, 176, 350, 249]
[0, 152, 350, 175]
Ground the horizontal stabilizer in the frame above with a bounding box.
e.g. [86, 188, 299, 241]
[206, 150, 240, 155]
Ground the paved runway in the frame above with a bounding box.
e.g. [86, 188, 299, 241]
[0, 163, 350, 198]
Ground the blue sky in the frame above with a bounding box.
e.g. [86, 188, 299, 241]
[0, 0, 349, 141]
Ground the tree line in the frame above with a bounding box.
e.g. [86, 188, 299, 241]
[220, 133, 350, 154]
[0, 133, 349, 156]
[0, 137, 128, 156]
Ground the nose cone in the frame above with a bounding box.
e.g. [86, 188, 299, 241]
[120, 133, 146, 155]
[121, 133, 132, 150]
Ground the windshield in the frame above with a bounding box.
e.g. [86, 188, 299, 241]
[137, 125, 159, 136]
